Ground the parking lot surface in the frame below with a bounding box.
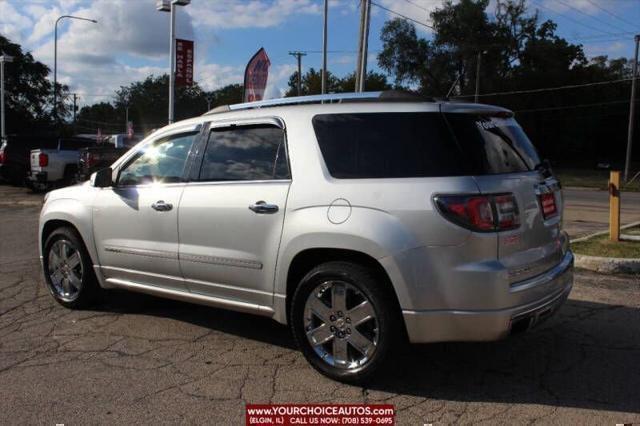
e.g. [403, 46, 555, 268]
[1, 184, 639, 424]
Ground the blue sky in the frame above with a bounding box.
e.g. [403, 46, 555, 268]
[1, 0, 638, 107]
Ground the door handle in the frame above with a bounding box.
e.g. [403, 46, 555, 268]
[249, 200, 279, 214]
[151, 200, 173, 211]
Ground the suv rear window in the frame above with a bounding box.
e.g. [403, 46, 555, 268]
[444, 113, 540, 174]
[312, 113, 466, 179]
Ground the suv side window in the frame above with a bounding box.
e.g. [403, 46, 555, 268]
[117, 132, 198, 186]
[312, 112, 466, 179]
[198, 124, 290, 181]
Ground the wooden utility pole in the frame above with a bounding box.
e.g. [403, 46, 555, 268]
[609, 170, 621, 242]
[288, 51, 306, 96]
[72, 93, 77, 125]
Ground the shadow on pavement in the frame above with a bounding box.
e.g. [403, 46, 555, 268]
[98, 290, 640, 414]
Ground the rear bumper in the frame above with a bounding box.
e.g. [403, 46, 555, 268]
[27, 170, 48, 183]
[403, 250, 573, 343]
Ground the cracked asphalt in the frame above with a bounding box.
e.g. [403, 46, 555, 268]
[1, 184, 639, 424]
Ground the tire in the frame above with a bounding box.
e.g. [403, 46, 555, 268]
[42, 226, 102, 309]
[290, 261, 401, 383]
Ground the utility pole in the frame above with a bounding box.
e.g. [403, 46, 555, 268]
[624, 34, 640, 183]
[321, 0, 329, 94]
[0, 54, 13, 144]
[288, 51, 307, 96]
[125, 105, 129, 133]
[72, 93, 77, 125]
[475, 51, 482, 103]
[355, 0, 371, 92]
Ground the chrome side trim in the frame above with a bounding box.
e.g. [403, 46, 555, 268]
[180, 253, 263, 270]
[104, 245, 178, 260]
[105, 277, 275, 317]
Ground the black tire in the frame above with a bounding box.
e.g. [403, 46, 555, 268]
[290, 261, 401, 383]
[42, 226, 102, 309]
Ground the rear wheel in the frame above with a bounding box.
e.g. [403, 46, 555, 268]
[290, 261, 399, 383]
[43, 227, 102, 309]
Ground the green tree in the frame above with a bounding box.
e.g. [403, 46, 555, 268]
[0, 35, 71, 134]
[376, 0, 636, 166]
[284, 68, 391, 96]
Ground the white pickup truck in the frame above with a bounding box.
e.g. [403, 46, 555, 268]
[28, 137, 96, 191]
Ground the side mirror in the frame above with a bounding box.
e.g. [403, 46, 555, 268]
[91, 167, 113, 188]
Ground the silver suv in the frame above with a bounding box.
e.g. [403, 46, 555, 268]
[39, 92, 573, 382]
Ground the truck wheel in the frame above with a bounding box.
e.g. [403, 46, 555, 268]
[290, 261, 400, 383]
[42, 227, 102, 309]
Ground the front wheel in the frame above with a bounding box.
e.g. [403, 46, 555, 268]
[290, 261, 400, 383]
[43, 227, 102, 309]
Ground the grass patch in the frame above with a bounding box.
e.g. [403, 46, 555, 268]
[555, 168, 640, 192]
[572, 230, 640, 258]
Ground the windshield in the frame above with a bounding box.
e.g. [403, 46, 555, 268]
[445, 114, 541, 174]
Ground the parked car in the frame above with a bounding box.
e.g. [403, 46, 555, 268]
[76, 134, 141, 182]
[0, 135, 58, 185]
[38, 91, 573, 383]
[28, 137, 96, 190]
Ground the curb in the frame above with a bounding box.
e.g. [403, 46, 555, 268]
[574, 254, 640, 274]
[571, 222, 640, 274]
[570, 221, 640, 243]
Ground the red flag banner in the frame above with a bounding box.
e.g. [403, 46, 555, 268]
[175, 39, 194, 87]
[243, 47, 271, 103]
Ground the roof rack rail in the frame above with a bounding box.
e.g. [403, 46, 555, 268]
[203, 90, 428, 115]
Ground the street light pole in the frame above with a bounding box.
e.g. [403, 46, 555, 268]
[169, 2, 176, 124]
[624, 34, 640, 183]
[157, 0, 190, 124]
[53, 15, 97, 120]
[1, 54, 14, 143]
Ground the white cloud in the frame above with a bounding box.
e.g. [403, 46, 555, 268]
[197, 63, 244, 91]
[0, 1, 34, 43]
[187, 0, 321, 29]
[264, 63, 297, 98]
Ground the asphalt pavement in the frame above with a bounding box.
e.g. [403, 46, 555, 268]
[1, 184, 639, 424]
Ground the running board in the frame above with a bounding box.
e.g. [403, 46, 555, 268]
[105, 278, 275, 317]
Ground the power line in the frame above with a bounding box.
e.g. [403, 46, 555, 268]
[583, 0, 639, 32]
[454, 77, 634, 98]
[370, 1, 434, 30]
[530, 0, 619, 37]
[514, 99, 628, 113]
[401, 0, 428, 12]
[550, 0, 627, 33]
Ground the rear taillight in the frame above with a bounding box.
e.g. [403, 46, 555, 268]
[87, 153, 97, 167]
[39, 153, 48, 167]
[0, 150, 5, 164]
[538, 192, 557, 219]
[434, 193, 520, 232]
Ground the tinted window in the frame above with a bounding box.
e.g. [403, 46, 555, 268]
[199, 125, 290, 181]
[445, 114, 541, 174]
[312, 113, 465, 179]
[118, 132, 197, 186]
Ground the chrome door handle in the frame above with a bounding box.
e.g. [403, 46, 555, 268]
[249, 200, 279, 214]
[151, 200, 173, 211]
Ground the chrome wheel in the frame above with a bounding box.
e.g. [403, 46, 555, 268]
[47, 239, 83, 302]
[303, 280, 378, 370]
